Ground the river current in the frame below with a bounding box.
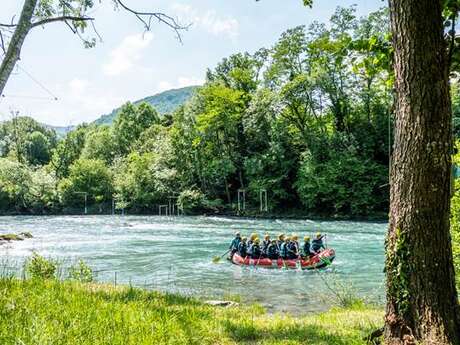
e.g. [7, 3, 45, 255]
[0, 215, 386, 314]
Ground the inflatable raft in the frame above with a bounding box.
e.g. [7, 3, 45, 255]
[230, 248, 335, 270]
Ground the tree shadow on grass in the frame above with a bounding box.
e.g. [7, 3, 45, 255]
[222, 318, 367, 345]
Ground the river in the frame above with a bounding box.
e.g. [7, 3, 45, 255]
[0, 215, 386, 314]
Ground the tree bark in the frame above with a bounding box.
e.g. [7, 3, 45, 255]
[385, 0, 460, 344]
[0, 0, 37, 97]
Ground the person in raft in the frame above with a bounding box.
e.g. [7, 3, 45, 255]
[266, 240, 279, 259]
[302, 236, 314, 258]
[276, 233, 285, 251]
[249, 238, 262, 259]
[238, 237, 248, 257]
[311, 232, 326, 253]
[229, 232, 241, 257]
[280, 237, 290, 259]
[287, 235, 300, 259]
[248, 233, 258, 247]
[262, 234, 271, 257]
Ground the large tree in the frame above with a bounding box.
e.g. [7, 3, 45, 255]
[384, 1, 460, 343]
[0, 0, 187, 96]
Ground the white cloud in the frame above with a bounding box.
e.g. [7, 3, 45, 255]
[172, 3, 239, 40]
[103, 32, 153, 76]
[69, 78, 89, 97]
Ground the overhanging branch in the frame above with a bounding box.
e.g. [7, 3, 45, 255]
[32, 16, 94, 28]
[115, 0, 190, 42]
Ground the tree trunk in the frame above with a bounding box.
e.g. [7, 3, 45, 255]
[0, 0, 37, 96]
[385, 0, 460, 344]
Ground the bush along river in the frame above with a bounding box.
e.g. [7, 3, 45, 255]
[0, 215, 386, 314]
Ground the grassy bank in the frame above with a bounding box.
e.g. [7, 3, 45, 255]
[0, 278, 383, 345]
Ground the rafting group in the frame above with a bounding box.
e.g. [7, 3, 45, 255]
[227, 232, 336, 270]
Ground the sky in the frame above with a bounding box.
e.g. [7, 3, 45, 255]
[0, 0, 384, 126]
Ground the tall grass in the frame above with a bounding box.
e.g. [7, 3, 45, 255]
[0, 277, 383, 345]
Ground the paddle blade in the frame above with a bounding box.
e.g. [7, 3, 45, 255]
[212, 256, 221, 263]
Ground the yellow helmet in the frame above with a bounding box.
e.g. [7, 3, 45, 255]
[316, 232, 322, 238]
[255, 238, 260, 244]
[242, 237, 247, 241]
[278, 233, 285, 240]
[285, 236, 291, 242]
[304, 236, 310, 241]
[292, 234, 298, 240]
[250, 233, 258, 241]
[264, 234, 270, 240]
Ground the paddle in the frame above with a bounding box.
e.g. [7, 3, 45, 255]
[212, 249, 231, 263]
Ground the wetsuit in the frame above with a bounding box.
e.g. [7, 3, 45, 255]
[238, 242, 248, 257]
[229, 236, 241, 256]
[303, 241, 314, 257]
[250, 244, 261, 259]
[287, 241, 299, 259]
[267, 244, 279, 260]
[312, 237, 325, 253]
[262, 240, 270, 256]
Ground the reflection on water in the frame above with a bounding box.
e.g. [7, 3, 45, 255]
[0, 215, 386, 314]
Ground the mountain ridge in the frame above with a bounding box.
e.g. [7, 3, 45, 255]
[94, 85, 199, 126]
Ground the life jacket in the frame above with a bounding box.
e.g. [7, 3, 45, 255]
[280, 242, 288, 258]
[312, 238, 324, 252]
[303, 241, 311, 256]
[287, 241, 298, 259]
[262, 240, 270, 253]
[238, 242, 247, 257]
[251, 244, 261, 258]
[267, 244, 279, 259]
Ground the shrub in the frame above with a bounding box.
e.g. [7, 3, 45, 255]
[69, 260, 93, 283]
[26, 252, 56, 280]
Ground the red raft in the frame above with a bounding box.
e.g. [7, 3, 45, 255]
[230, 248, 335, 270]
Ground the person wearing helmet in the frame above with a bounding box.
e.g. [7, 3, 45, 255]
[229, 232, 242, 257]
[250, 238, 262, 259]
[287, 235, 299, 259]
[267, 239, 279, 260]
[262, 234, 271, 256]
[248, 233, 259, 247]
[238, 237, 248, 257]
[303, 236, 314, 258]
[312, 232, 325, 253]
[280, 237, 290, 259]
[276, 233, 285, 251]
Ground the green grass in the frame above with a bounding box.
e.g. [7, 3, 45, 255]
[0, 278, 383, 345]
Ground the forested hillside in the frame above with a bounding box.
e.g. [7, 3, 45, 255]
[4, 6, 458, 218]
[94, 86, 199, 125]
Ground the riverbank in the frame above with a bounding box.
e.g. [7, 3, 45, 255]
[0, 207, 389, 222]
[0, 278, 383, 345]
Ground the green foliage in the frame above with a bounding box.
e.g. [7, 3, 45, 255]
[59, 158, 113, 207]
[69, 260, 93, 283]
[25, 252, 57, 280]
[296, 138, 388, 215]
[1, 7, 393, 217]
[81, 125, 116, 164]
[114, 152, 176, 210]
[50, 124, 89, 179]
[0, 116, 57, 165]
[177, 189, 222, 214]
[112, 102, 160, 155]
[0, 158, 57, 212]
